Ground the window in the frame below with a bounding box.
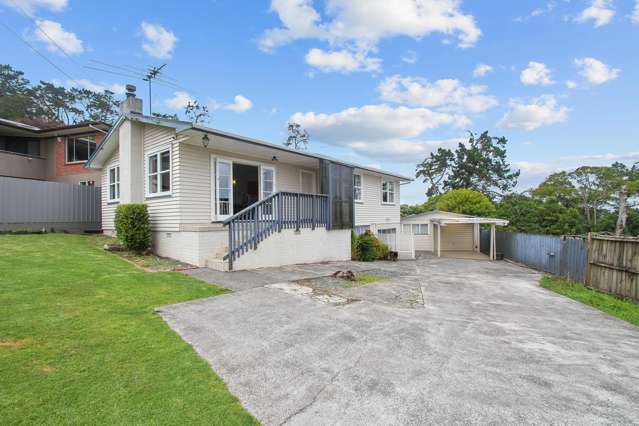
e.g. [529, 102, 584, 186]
[402, 224, 429, 235]
[261, 166, 275, 215]
[66, 134, 97, 163]
[79, 180, 95, 186]
[353, 174, 362, 202]
[147, 149, 171, 196]
[0, 136, 41, 156]
[382, 180, 395, 204]
[108, 166, 120, 201]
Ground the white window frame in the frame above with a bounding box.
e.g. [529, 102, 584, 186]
[107, 165, 120, 203]
[145, 146, 172, 198]
[381, 180, 395, 205]
[66, 134, 97, 164]
[413, 224, 429, 235]
[261, 165, 277, 199]
[215, 157, 233, 221]
[353, 173, 363, 203]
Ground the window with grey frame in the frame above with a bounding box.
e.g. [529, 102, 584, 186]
[66, 134, 96, 163]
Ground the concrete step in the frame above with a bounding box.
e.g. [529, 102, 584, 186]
[206, 258, 229, 271]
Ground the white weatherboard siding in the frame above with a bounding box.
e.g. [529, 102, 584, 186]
[101, 149, 119, 231]
[143, 125, 180, 232]
[354, 171, 400, 227]
[177, 143, 211, 226]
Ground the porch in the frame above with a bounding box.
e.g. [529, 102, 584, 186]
[430, 217, 509, 261]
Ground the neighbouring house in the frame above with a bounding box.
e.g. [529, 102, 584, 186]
[86, 86, 411, 270]
[400, 210, 508, 260]
[0, 118, 110, 185]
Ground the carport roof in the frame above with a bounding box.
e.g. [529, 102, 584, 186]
[430, 216, 509, 226]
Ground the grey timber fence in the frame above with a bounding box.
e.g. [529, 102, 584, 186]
[0, 176, 101, 232]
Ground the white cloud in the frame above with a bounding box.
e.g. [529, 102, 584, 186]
[575, 0, 615, 27]
[574, 57, 620, 85]
[560, 151, 639, 162]
[67, 79, 126, 94]
[401, 50, 418, 64]
[473, 63, 493, 77]
[498, 95, 570, 131]
[164, 91, 194, 110]
[0, 0, 66, 14]
[224, 95, 253, 113]
[140, 22, 177, 59]
[633, 0, 639, 23]
[33, 19, 83, 55]
[378, 75, 498, 114]
[520, 61, 554, 86]
[290, 103, 463, 161]
[565, 80, 578, 89]
[304, 47, 381, 73]
[260, 0, 481, 55]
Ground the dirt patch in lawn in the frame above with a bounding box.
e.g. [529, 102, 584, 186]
[0, 338, 31, 349]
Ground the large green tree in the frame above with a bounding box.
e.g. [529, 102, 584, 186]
[0, 64, 119, 125]
[435, 189, 495, 216]
[416, 131, 520, 199]
[496, 194, 585, 236]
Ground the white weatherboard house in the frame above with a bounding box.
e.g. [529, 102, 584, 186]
[86, 88, 411, 270]
[400, 210, 508, 260]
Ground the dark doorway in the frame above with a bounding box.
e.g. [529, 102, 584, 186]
[233, 163, 259, 213]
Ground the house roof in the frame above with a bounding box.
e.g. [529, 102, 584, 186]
[0, 117, 111, 137]
[86, 113, 413, 181]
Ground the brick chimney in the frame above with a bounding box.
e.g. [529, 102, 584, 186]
[119, 84, 143, 115]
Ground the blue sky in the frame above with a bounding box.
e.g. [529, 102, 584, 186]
[2, 0, 638, 204]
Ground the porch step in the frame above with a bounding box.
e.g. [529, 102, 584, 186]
[206, 258, 229, 271]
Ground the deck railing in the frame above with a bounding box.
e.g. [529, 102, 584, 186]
[222, 191, 330, 270]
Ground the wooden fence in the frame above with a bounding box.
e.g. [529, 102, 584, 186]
[586, 234, 639, 301]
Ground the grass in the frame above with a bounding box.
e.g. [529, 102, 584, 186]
[89, 234, 185, 271]
[540, 275, 639, 327]
[0, 234, 257, 425]
[344, 273, 385, 288]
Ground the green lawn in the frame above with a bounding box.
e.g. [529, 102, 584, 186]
[540, 275, 639, 327]
[344, 273, 386, 288]
[0, 234, 257, 425]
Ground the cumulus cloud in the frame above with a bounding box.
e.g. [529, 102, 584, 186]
[575, 0, 615, 27]
[290, 103, 465, 161]
[67, 79, 126, 94]
[164, 91, 194, 110]
[260, 0, 481, 72]
[223, 95, 253, 113]
[574, 57, 620, 85]
[520, 61, 554, 86]
[565, 80, 578, 89]
[304, 47, 381, 73]
[141, 22, 177, 59]
[498, 95, 570, 131]
[378, 75, 498, 117]
[401, 50, 418, 64]
[33, 19, 83, 55]
[0, 0, 66, 14]
[473, 63, 493, 78]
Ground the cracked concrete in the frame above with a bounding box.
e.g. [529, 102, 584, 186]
[160, 258, 639, 425]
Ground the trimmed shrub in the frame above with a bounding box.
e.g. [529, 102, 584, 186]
[351, 230, 360, 260]
[354, 230, 390, 261]
[115, 203, 151, 252]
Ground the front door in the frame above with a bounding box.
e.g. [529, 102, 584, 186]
[233, 163, 259, 214]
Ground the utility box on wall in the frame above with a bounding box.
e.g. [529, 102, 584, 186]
[319, 159, 354, 230]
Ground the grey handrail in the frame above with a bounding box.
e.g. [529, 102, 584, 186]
[223, 191, 330, 270]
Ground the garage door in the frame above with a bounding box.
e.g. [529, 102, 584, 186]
[441, 224, 474, 251]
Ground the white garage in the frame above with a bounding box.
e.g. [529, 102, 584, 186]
[400, 210, 508, 260]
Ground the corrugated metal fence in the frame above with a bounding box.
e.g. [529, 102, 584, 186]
[481, 230, 588, 283]
[0, 176, 101, 232]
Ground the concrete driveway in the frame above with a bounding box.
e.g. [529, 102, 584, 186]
[160, 258, 639, 425]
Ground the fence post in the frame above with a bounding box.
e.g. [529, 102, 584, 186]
[228, 222, 234, 270]
[277, 194, 283, 232]
[586, 232, 592, 286]
[296, 192, 300, 231]
[311, 196, 316, 230]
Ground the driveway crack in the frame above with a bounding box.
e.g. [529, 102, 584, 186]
[279, 349, 365, 425]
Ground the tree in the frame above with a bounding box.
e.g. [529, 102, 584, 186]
[0, 64, 32, 120]
[496, 194, 585, 236]
[416, 131, 519, 199]
[434, 189, 496, 216]
[285, 122, 309, 150]
[184, 100, 210, 124]
[609, 162, 639, 235]
[400, 194, 441, 216]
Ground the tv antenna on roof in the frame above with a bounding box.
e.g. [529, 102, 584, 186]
[143, 64, 166, 115]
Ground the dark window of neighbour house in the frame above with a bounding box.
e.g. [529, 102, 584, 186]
[0, 136, 41, 156]
[66, 135, 96, 163]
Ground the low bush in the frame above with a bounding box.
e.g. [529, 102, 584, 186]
[115, 203, 151, 253]
[353, 230, 390, 261]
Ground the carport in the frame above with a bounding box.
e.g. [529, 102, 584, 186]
[431, 216, 509, 260]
